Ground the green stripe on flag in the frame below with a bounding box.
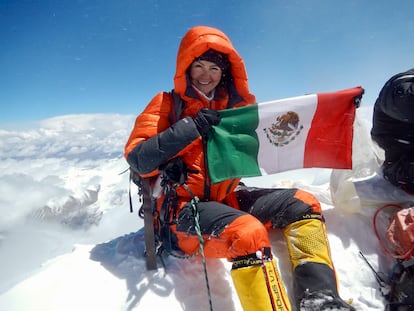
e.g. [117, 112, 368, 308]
[207, 104, 261, 183]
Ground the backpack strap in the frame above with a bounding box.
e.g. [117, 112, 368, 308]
[168, 90, 186, 124]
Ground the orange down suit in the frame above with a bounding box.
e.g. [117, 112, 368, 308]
[125, 26, 341, 310]
[124, 26, 261, 257]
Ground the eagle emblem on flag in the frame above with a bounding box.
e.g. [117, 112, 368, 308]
[264, 111, 303, 147]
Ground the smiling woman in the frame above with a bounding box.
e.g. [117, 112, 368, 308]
[190, 58, 224, 100]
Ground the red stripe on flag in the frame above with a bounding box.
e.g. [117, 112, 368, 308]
[303, 86, 363, 169]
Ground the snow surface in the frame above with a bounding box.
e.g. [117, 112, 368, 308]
[0, 106, 405, 310]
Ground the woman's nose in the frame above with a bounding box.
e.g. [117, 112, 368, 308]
[200, 68, 209, 76]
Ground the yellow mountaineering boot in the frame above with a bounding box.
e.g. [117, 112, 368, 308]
[284, 219, 354, 310]
[284, 218, 334, 270]
[231, 248, 292, 311]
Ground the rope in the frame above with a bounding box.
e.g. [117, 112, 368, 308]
[157, 174, 213, 310]
[189, 195, 213, 311]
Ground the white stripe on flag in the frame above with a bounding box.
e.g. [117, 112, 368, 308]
[256, 94, 318, 174]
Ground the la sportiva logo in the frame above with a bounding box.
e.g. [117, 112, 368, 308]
[263, 111, 303, 147]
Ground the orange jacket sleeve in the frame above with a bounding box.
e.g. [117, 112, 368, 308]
[124, 92, 201, 178]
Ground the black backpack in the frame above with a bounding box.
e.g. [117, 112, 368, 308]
[371, 69, 414, 193]
[127, 90, 186, 270]
[128, 90, 185, 204]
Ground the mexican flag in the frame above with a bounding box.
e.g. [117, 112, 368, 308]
[207, 86, 364, 184]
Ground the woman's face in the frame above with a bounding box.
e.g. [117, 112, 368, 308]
[189, 60, 223, 96]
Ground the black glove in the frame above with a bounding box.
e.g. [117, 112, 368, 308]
[193, 108, 221, 137]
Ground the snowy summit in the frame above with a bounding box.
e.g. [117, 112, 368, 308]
[0, 106, 394, 310]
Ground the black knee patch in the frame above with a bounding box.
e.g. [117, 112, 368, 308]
[237, 187, 317, 228]
[176, 201, 246, 236]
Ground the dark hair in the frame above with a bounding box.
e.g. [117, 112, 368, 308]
[196, 49, 230, 72]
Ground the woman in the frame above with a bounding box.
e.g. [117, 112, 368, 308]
[125, 25, 354, 311]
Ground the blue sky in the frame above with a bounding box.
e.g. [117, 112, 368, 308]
[1, 0, 414, 123]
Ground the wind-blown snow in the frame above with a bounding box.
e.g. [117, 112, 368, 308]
[0, 106, 399, 310]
